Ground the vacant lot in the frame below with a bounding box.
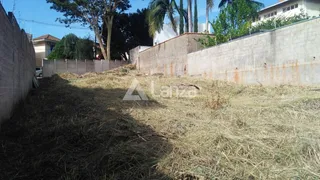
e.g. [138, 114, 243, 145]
[1, 67, 320, 180]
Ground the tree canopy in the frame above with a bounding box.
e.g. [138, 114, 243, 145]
[102, 9, 153, 60]
[218, 0, 264, 9]
[47, 0, 130, 60]
[147, 0, 179, 36]
[48, 34, 93, 60]
[198, 0, 312, 48]
[198, 0, 261, 47]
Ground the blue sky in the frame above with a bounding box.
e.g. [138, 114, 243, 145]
[1, 0, 278, 39]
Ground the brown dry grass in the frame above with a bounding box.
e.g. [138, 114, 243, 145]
[1, 67, 320, 179]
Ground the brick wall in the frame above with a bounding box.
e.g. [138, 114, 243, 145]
[0, 4, 36, 123]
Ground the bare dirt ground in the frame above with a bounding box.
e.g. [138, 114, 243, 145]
[1, 66, 320, 180]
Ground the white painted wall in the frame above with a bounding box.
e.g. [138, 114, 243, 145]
[34, 42, 46, 53]
[252, 0, 320, 26]
[305, 0, 320, 17]
[253, 0, 306, 26]
[153, 24, 178, 45]
[153, 23, 211, 45]
[139, 46, 151, 52]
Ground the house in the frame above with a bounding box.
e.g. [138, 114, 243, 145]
[154, 23, 211, 45]
[33, 34, 60, 67]
[253, 0, 320, 25]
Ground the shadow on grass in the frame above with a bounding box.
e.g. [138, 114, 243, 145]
[0, 75, 172, 180]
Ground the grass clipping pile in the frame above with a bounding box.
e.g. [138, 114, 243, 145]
[1, 66, 320, 179]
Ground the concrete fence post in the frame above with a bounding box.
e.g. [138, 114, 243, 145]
[66, 59, 68, 72]
[54, 59, 56, 75]
[85, 59, 87, 72]
[76, 59, 78, 74]
[101, 59, 103, 72]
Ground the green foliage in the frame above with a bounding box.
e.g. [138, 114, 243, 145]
[76, 38, 94, 60]
[47, 38, 65, 60]
[198, 6, 310, 48]
[206, 0, 214, 11]
[197, 34, 217, 47]
[147, 0, 179, 37]
[251, 11, 308, 32]
[47, 0, 131, 60]
[48, 34, 94, 60]
[218, 0, 264, 9]
[199, 0, 258, 47]
[102, 9, 153, 60]
[198, 0, 264, 47]
[194, 0, 198, 32]
[63, 34, 78, 59]
[46, 0, 130, 25]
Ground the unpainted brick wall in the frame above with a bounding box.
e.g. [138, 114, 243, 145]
[0, 4, 36, 123]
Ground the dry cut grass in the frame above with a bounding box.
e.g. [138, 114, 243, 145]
[1, 66, 320, 179]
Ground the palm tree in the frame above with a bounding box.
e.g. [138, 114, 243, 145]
[206, 0, 214, 33]
[218, 0, 264, 8]
[187, 0, 193, 32]
[179, 0, 184, 34]
[147, 0, 179, 37]
[194, 0, 198, 32]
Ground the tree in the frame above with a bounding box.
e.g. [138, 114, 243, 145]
[47, 33, 94, 60]
[103, 1, 130, 60]
[103, 9, 153, 60]
[76, 38, 94, 60]
[218, 0, 264, 9]
[198, 0, 262, 47]
[187, 0, 193, 32]
[147, 0, 179, 37]
[47, 0, 130, 60]
[179, 0, 184, 34]
[47, 38, 65, 60]
[63, 34, 78, 59]
[206, 0, 214, 32]
[194, 0, 198, 32]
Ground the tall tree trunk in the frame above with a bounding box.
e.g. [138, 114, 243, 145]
[93, 27, 107, 61]
[106, 16, 114, 61]
[206, 4, 209, 32]
[187, 0, 193, 32]
[194, 0, 198, 32]
[179, 0, 184, 35]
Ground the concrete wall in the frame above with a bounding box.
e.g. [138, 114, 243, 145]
[258, 0, 302, 22]
[153, 23, 212, 45]
[253, 0, 320, 26]
[34, 41, 57, 67]
[306, 0, 320, 17]
[188, 18, 320, 85]
[129, 46, 151, 65]
[34, 42, 46, 67]
[0, 4, 36, 123]
[138, 33, 204, 76]
[43, 59, 127, 77]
